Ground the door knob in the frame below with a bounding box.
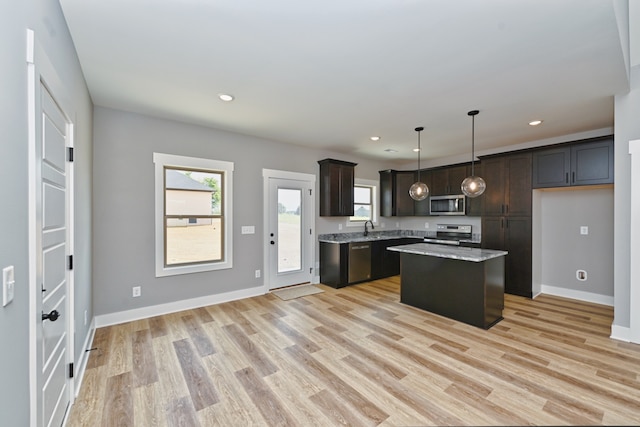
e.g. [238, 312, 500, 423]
[42, 310, 60, 322]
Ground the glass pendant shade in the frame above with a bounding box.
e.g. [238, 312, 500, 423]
[461, 110, 486, 198]
[409, 181, 429, 201]
[461, 175, 486, 198]
[410, 126, 429, 201]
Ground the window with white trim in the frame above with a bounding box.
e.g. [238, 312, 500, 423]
[349, 179, 377, 225]
[154, 153, 233, 277]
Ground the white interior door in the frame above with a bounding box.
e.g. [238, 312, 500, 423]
[266, 175, 314, 289]
[37, 83, 72, 427]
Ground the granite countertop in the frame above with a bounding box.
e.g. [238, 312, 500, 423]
[318, 230, 481, 245]
[318, 230, 427, 244]
[387, 242, 507, 262]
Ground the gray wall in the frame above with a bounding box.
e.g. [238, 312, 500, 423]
[0, 0, 93, 424]
[538, 188, 614, 297]
[92, 107, 391, 316]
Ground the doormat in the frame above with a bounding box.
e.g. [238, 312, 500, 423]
[272, 284, 324, 301]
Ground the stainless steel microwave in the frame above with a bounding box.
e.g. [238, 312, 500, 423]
[429, 194, 466, 215]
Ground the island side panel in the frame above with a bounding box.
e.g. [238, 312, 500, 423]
[399, 252, 504, 329]
[484, 255, 505, 328]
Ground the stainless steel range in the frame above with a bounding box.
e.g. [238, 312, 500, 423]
[423, 224, 472, 246]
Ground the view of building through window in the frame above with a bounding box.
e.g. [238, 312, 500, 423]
[351, 185, 372, 221]
[164, 168, 223, 266]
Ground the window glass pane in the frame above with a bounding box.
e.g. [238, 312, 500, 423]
[278, 188, 302, 273]
[352, 204, 371, 221]
[164, 167, 224, 266]
[351, 185, 373, 222]
[166, 218, 222, 265]
[165, 169, 222, 216]
[354, 186, 371, 204]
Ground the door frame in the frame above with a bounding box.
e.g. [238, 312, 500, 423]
[27, 29, 76, 427]
[262, 169, 316, 292]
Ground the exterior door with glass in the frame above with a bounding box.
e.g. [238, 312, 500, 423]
[267, 176, 313, 289]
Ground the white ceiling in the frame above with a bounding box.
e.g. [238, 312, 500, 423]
[59, 0, 629, 164]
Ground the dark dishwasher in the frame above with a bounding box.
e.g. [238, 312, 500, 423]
[348, 242, 371, 283]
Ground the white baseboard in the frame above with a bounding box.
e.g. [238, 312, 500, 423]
[539, 284, 614, 306]
[94, 285, 267, 328]
[610, 324, 631, 342]
[73, 317, 96, 398]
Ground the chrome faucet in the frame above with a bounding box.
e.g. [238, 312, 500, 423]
[363, 220, 374, 236]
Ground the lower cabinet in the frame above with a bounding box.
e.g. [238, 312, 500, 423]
[482, 216, 532, 297]
[320, 238, 416, 288]
[371, 238, 418, 279]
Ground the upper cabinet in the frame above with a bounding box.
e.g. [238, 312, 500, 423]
[429, 164, 468, 195]
[318, 159, 357, 216]
[379, 170, 429, 217]
[481, 153, 532, 217]
[532, 136, 614, 188]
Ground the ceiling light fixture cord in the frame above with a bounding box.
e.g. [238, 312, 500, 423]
[461, 110, 486, 198]
[409, 127, 429, 201]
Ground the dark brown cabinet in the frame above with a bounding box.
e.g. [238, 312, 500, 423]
[482, 216, 532, 297]
[379, 170, 429, 217]
[481, 153, 532, 217]
[318, 159, 357, 216]
[532, 137, 614, 188]
[430, 164, 468, 195]
[480, 152, 532, 297]
[320, 238, 416, 287]
[371, 238, 418, 279]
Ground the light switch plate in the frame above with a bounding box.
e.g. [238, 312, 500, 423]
[3, 266, 15, 307]
[580, 226, 589, 235]
[241, 226, 255, 234]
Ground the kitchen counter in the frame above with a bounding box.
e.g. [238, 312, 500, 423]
[318, 230, 481, 245]
[387, 242, 506, 262]
[318, 230, 426, 244]
[391, 243, 507, 329]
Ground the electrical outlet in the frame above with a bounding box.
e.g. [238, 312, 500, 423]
[84, 310, 88, 326]
[132, 286, 141, 297]
[576, 270, 587, 281]
[255, 269, 261, 278]
[580, 226, 589, 235]
[425, 222, 430, 229]
[338, 223, 342, 230]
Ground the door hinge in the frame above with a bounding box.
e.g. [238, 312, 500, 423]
[309, 228, 312, 235]
[68, 363, 74, 378]
[309, 189, 312, 196]
[67, 147, 74, 162]
[310, 267, 313, 274]
[68, 255, 73, 270]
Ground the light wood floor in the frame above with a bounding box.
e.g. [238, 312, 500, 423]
[67, 277, 640, 426]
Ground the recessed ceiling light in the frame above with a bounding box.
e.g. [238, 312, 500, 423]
[370, 136, 381, 141]
[218, 93, 234, 102]
[384, 148, 398, 153]
[529, 120, 543, 126]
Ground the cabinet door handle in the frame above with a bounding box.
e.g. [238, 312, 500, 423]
[572, 171, 575, 183]
[501, 218, 504, 228]
[566, 172, 569, 184]
[505, 204, 509, 214]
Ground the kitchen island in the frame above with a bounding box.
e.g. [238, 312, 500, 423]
[387, 243, 507, 329]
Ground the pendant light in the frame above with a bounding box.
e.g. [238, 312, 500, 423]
[409, 126, 429, 201]
[461, 110, 486, 198]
